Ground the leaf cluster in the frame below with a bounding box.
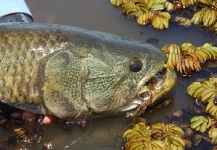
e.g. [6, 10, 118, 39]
[111, 0, 171, 29]
[110, 0, 217, 32]
[162, 43, 217, 75]
[123, 122, 186, 150]
[187, 78, 217, 117]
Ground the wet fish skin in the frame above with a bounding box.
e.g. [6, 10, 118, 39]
[0, 22, 166, 120]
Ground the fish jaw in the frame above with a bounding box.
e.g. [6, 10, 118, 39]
[117, 67, 177, 116]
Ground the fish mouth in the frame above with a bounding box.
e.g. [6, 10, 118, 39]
[117, 67, 177, 116]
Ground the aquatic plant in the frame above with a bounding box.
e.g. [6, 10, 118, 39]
[151, 12, 170, 29]
[212, 22, 217, 32]
[125, 139, 167, 150]
[110, 0, 171, 29]
[190, 115, 217, 144]
[191, 8, 217, 27]
[123, 122, 186, 150]
[188, 77, 217, 146]
[110, 0, 217, 32]
[123, 122, 152, 140]
[175, 16, 192, 27]
[162, 43, 217, 75]
[190, 116, 212, 132]
[209, 128, 217, 144]
[187, 78, 217, 117]
[110, 0, 128, 7]
[191, 0, 217, 28]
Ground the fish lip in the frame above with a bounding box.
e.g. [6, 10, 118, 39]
[116, 67, 176, 114]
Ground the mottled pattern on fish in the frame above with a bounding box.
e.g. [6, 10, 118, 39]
[0, 23, 165, 120]
[0, 28, 69, 105]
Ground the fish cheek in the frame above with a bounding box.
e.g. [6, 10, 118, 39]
[43, 51, 89, 119]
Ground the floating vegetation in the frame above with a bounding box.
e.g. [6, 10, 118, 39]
[110, 0, 128, 7]
[123, 122, 151, 141]
[212, 22, 217, 32]
[189, 115, 217, 145]
[190, 116, 212, 132]
[187, 78, 217, 117]
[110, 0, 171, 29]
[175, 16, 192, 27]
[162, 43, 217, 75]
[187, 77, 217, 147]
[123, 122, 186, 150]
[191, 8, 217, 27]
[152, 12, 171, 29]
[191, 0, 217, 29]
[209, 128, 217, 144]
[110, 0, 217, 32]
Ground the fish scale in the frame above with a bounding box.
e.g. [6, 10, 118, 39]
[0, 27, 69, 104]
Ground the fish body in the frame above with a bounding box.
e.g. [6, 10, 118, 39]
[0, 22, 175, 120]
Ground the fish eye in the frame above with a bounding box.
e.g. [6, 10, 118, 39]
[129, 57, 143, 72]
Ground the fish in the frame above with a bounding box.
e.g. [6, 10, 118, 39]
[0, 22, 176, 120]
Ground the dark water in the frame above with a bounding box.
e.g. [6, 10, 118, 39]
[0, 0, 216, 149]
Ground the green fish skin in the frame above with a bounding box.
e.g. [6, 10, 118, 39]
[0, 22, 170, 120]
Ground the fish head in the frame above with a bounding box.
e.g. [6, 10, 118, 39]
[102, 39, 176, 116]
